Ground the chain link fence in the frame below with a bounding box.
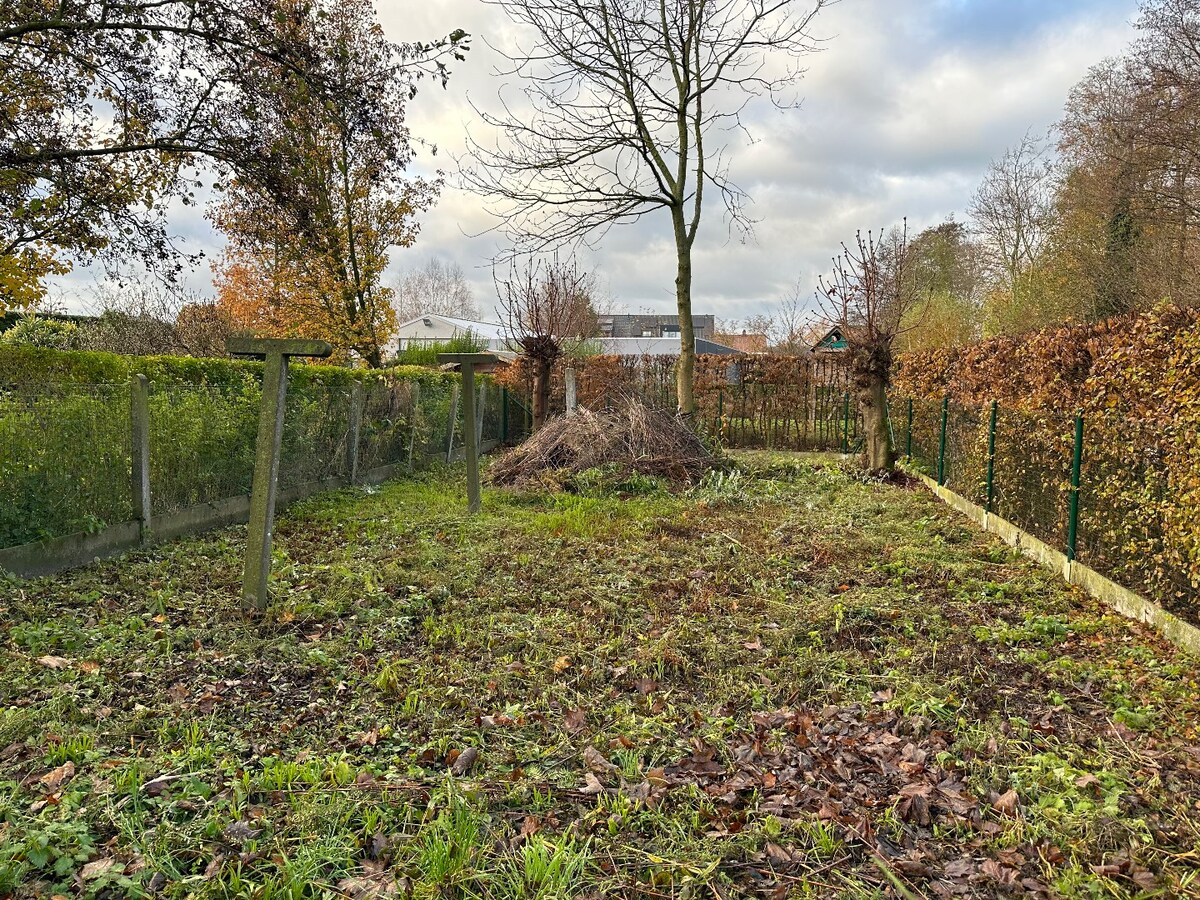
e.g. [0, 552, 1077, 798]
[1, 372, 516, 552]
[0, 384, 133, 546]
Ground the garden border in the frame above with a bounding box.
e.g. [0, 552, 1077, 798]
[0, 441, 499, 580]
[912, 471, 1200, 656]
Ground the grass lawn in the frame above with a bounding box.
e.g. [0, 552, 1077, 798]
[2, 452, 1199, 898]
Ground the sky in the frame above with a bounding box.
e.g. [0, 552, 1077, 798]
[51, 0, 1141, 324]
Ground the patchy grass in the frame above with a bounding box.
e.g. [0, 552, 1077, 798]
[2, 454, 1199, 899]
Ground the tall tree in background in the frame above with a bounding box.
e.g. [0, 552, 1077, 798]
[465, 0, 832, 415]
[820, 225, 917, 472]
[969, 134, 1058, 335]
[211, 0, 442, 366]
[0, 0, 468, 313]
[898, 219, 984, 351]
[395, 259, 477, 321]
[497, 255, 598, 431]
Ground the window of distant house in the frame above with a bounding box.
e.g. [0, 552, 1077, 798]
[642, 330, 654, 337]
[663, 329, 679, 337]
[422, 318, 432, 327]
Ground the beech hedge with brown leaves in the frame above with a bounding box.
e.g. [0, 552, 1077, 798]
[893, 303, 1200, 615]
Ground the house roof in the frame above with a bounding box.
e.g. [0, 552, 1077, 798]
[813, 327, 847, 351]
[395, 314, 507, 340]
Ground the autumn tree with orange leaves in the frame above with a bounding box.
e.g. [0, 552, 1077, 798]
[211, 0, 455, 365]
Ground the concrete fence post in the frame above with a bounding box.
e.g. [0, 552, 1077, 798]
[227, 337, 333, 612]
[475, 379, 486, 447]
[461, 363, 481, 513]
[565, 367, 577, 415]
[130, 374, 151, 544]
[347, 382, 363, 484]
[408, 381, 421, 470]
[445, 382, 460, 463]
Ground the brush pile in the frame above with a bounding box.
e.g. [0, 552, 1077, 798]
[487, 399, 714, 489]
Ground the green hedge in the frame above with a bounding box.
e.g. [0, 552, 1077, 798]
[0, 348, 461, 548]
[0, 345, 453, 391]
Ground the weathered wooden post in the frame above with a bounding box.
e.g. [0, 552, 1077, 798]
[130, 374, 152, 544]
[227, 337, 333, 611]
[438, 353, 501, 514]
[565, 368, 577, 415]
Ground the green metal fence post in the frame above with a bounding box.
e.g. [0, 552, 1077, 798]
[937, 396, 949, 486]
[842, 391, 850, 454]
[905, 398, 913, 461]
[501, 387, 509, 444]
[1067, 410, 1085, 562]
[985, 400, 998, 513]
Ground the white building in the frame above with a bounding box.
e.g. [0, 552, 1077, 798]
[392, 315, 509, 354]
[595, 337, 742, 356]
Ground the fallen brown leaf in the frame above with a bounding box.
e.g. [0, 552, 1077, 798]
[39, 761, 75, 793]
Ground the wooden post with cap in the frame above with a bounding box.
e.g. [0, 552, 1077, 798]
[227, 337, 333, 611]
[438, 352, 501, 514]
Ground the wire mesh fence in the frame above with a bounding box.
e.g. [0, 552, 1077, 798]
[279, 382, 355, 490]
[0, 371, 518, 552]
[148, 382, 259, 515]
[898, 394, 1195, 616]
[0, 383, 133, 547]
[527, 354, 860, 452]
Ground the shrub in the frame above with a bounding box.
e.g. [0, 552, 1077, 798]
[0, 316, 80, 350]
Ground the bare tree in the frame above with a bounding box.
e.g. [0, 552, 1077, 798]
[464, 0, 833, 415]
[819, 224, 918, 472]
[72, 285, 236, 357]
[497, 255, 599, 430]
[772, 278, 812, 353]
[969, 134, 1058, 294]
[395, 258, 478, 321]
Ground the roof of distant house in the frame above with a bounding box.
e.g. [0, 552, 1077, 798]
[717, 332, 770, 353]
[396, 314, 507, 340]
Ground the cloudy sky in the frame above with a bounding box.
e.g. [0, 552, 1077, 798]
[53, 0, 1142, 323]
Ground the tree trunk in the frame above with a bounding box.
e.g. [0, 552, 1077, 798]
[673, 211, 696, 416]
[859, 375, 894, 472]
[532, 357, 552, 431]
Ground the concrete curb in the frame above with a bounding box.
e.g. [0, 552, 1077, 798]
[0, 448, 498, 580]
[914, 472, 1200, 656]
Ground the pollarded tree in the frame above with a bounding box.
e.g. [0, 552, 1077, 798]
[497, 255, 599, 431]
[819, 224, 919, 473]
[464, 0, 832, 416]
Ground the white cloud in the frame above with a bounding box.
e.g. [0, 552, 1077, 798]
[49, 0, 1139, 324]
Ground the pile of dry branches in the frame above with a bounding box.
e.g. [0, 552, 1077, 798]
[487, 399, 714, 489]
